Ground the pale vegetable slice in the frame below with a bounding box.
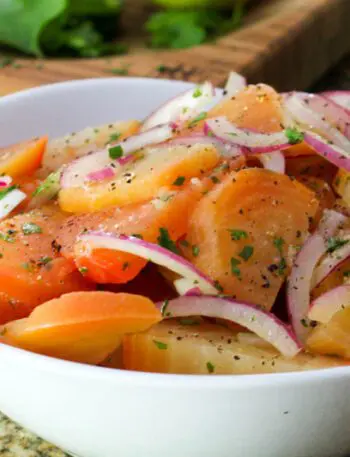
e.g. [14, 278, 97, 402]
[123, 320, 346, 375]
[309, 285, 350, 324]
[39, 120, 140, 177]
[59, 143, 221, 213]
[333, 168, 350, 205]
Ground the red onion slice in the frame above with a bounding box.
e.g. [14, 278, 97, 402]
[61, 123, 173, 188]
[287, 209, 347, 343]
[308, 285, 350, 324]
[77, 232, 218, 296]
[322, 91, 350, 112]
[142, 82, 215, 132]
[173, 278, 202, 296]
[288, 92, 350, 139]
[303, 131, 350, 171]
[312, 233, 350, 288]
[157, 296, 301, 357]
[205, 117, 291, 153]
[165, 135, 242, 158]
[284, 93, 350, 150]
[0, 176, 12, 188]
[223, 72, 246, 98]
[0, 188, 26, 219]
[258, 151, 285, 173]
[86, 167, 115, 182]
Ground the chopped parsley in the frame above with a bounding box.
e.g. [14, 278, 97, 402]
[239, 245, 254, 261]
[285, 127, 304, 145]
[0, 185, 18, 201]
[32, 171, 60, 198]
[228, 229, 248, 241]
[273, 237, 286, 276]
[192, 87, 202, 98]
[156, 64, 167, 73]
[161, 299, 170, 317]
[37, 256, 53, 266]
[210, 176, 220, 184]
[122, 262, 129, 271]
[300, 318, 309, 328]
[153, 340, 168, 350]
[192, 245, 200, 257]
[22, 222, 42, 235]
[0, 232, 15, 243]
[21, 262, 35, 272]
[206, 361, 215, 373]
[230, 257, 241, 277]
[107, 132, 121, 144]
[326, 237, 349, 254]
[188, 112, 207, 128]
[108, 145, 123, 159]
[343, 271, 350, 278]
[214, 280, 224, 293]
[157, 228, 179, 254]
[107, 67, 129, 76]
[173, 176, 186, 186]
[79, 266, 89, 275]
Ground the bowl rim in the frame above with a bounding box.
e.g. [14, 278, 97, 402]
[0, 77, 349, 387]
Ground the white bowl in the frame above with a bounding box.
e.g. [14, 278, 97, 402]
[0, 78, 350, 457]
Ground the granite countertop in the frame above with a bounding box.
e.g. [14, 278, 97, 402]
[0, 54, 350, 456]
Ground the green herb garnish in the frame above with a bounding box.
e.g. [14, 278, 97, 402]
[228, 229, 248, 241]
[173, 176, 186, 186]
[0, 233, 15, 243]
[157, 228, 179, 254]
[153, 340, 168, 350]
[239, 245, 254, 261]
[230, 257, 241, 277]
[32, 171, 60, 199]
[206, 361, 215, 373]
[0, 185, 18, 201]
[79, 266, 89, 275]
[193, 87, 202, 98]
[38, 256, 53, 266]
[188, 112, 207, 128]
[192, 245, 200, 257]
[22, 222, 42, 235]
[326, 237, 349, 254]
[107, 132, 121, 144]
[161, 299, 170, 317]
[109, 145, 123, 159]
[285, 127, 304, 145]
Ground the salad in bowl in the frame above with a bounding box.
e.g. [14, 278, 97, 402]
[0, 73, 349, 376]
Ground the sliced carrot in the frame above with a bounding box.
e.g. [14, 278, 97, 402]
[57, 182, 207, 284]
[0, 137, 47, 178]
[183, 168, 318, 310]
[0, 205, 93, 324]
[2, 292, 161, 364]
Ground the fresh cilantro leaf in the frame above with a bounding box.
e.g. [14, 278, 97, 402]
[228, 229, 248, 241]
[192, 245, 200, 257]
[285, 128, 304, 145]
[230, 257, 241, 277]
[173, 176, 186, 186]
[239, 245, 254, 261]
[193, 87, 202, 98]
[109, 145, 123, 159]
[157, 228, 179, 254]
[326, 237, 349, 254]
[153, 340, 168, 350]
[22, 222, 42, 235]
[206, 361, 215, 373]
[188, 112, 207, 128]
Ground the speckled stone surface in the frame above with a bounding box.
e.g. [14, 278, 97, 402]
[0, 412, 69, 456]
[0, 53, 349, 456]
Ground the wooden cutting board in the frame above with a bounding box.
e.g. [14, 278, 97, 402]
[0, 0, 349, 96]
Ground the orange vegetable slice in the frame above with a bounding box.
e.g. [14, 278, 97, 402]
[57, 182, 208, 284]
[307, 307, 350, 359]
[2, 291, 161, 364]
[0, 205, 93, 324]
[59, 144, 221, 213]
[0, 137, 47, 178]
[123, 320, 347, 374]
[183, 168, 318, 310]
